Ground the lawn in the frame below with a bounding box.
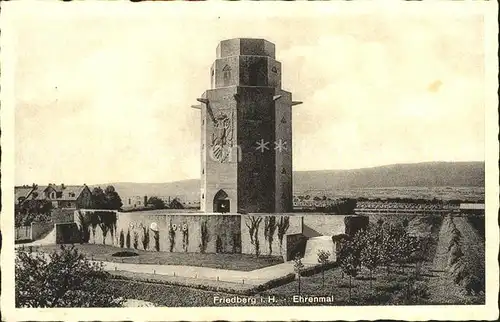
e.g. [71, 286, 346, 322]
[28, 244, 283, 271]
[102, 263, 457, 307]
[103, 260, 484, 307]
[102, 278, 235, 307]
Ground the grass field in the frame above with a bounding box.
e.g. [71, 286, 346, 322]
[103, 261, 481, 306]
[28, 244, 283, 271]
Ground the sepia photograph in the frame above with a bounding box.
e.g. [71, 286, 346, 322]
[1, 1, 498, 321]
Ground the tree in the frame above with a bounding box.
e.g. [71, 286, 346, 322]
[360, 229, 380, 291]
[340, 253, 359, 302]
[317, 250, 331, 288]
[104, 186, 122, 210]
[293, 254, 305, 295]
[264, 216, 277, 255]
[142, 226, 150, 251]
[147, 197, 165, 209]
[91, 186, 122, 210]
[76, 211, 91, 243]
[15, 245, 123, 307]
[88, 212, 100, 244]
[153, 230, 160, 252]
[277, 216, 290, 254]
[16, 199, 53, 227]
[91, 187, 107, 209]
[245, 216, 263, 257]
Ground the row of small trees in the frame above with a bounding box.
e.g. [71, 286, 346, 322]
[290, 221, 428, 302]
[245, 216, 290, 257]
[77, 210, 118, 244]
[446, 215, 484, 295]
[118, 227, 160, 252]
[337, 221, 426, 301]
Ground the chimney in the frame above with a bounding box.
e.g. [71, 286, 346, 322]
[61, 183, 65, 189]
[144, 195, 148, 205]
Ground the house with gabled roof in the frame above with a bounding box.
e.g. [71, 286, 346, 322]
[15, 185, 35, 205]
[16, 183, 93, 209]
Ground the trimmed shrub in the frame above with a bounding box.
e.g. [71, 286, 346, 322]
[126, 229, 131, 249]
[215, 235, 223, 253]
[133, 231, 139, 250]
[142, 226, 150, 251]
[119, 230, 125, 248]
[199, 220, 209, 253]
[153, 231, 160, 252]
[111, 251, 139, 257]
[300, 261, 337, 277]
[168, 220, 176, 252]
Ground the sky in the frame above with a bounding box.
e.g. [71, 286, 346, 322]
[9, 3, 486, 185]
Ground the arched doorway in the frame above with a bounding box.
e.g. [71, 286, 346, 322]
[213, 189, 230, 213]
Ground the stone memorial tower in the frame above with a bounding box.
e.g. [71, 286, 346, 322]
[192, 38, 301, 214]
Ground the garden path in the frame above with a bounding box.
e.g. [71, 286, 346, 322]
[100, 260, 297, 285]
[18, 250, 301, 285]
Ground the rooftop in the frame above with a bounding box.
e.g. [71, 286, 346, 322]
[216, 38, 276, 59]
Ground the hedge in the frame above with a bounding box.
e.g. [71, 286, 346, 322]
[299, 262, 338, 277]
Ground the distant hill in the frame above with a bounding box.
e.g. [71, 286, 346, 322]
[94, 161, 484, 200]
[293, 161, 484, 192]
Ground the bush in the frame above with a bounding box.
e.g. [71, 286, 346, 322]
[15, 245, 123, 307]
[344, 215, 369, 237]
[111, 251, 139, 257]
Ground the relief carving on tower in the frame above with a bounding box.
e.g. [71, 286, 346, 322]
[210, 110, 234, 163]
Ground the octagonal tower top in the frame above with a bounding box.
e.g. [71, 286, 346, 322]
[216, 38, 276, 59]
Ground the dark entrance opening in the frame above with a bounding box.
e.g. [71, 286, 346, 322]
[216, 200, 230, 213]
[213, 189, 230, 213]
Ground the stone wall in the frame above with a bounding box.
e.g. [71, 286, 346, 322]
[302, 214, 346, 237]
[73, 210, 346, 262]
[86, 211, 242, 254]
[52, 208, 76, 223]
[31, 221, 54, 240]
[240, 214, 302, 258]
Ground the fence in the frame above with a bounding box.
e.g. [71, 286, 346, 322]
[15, 226, 32, 241]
